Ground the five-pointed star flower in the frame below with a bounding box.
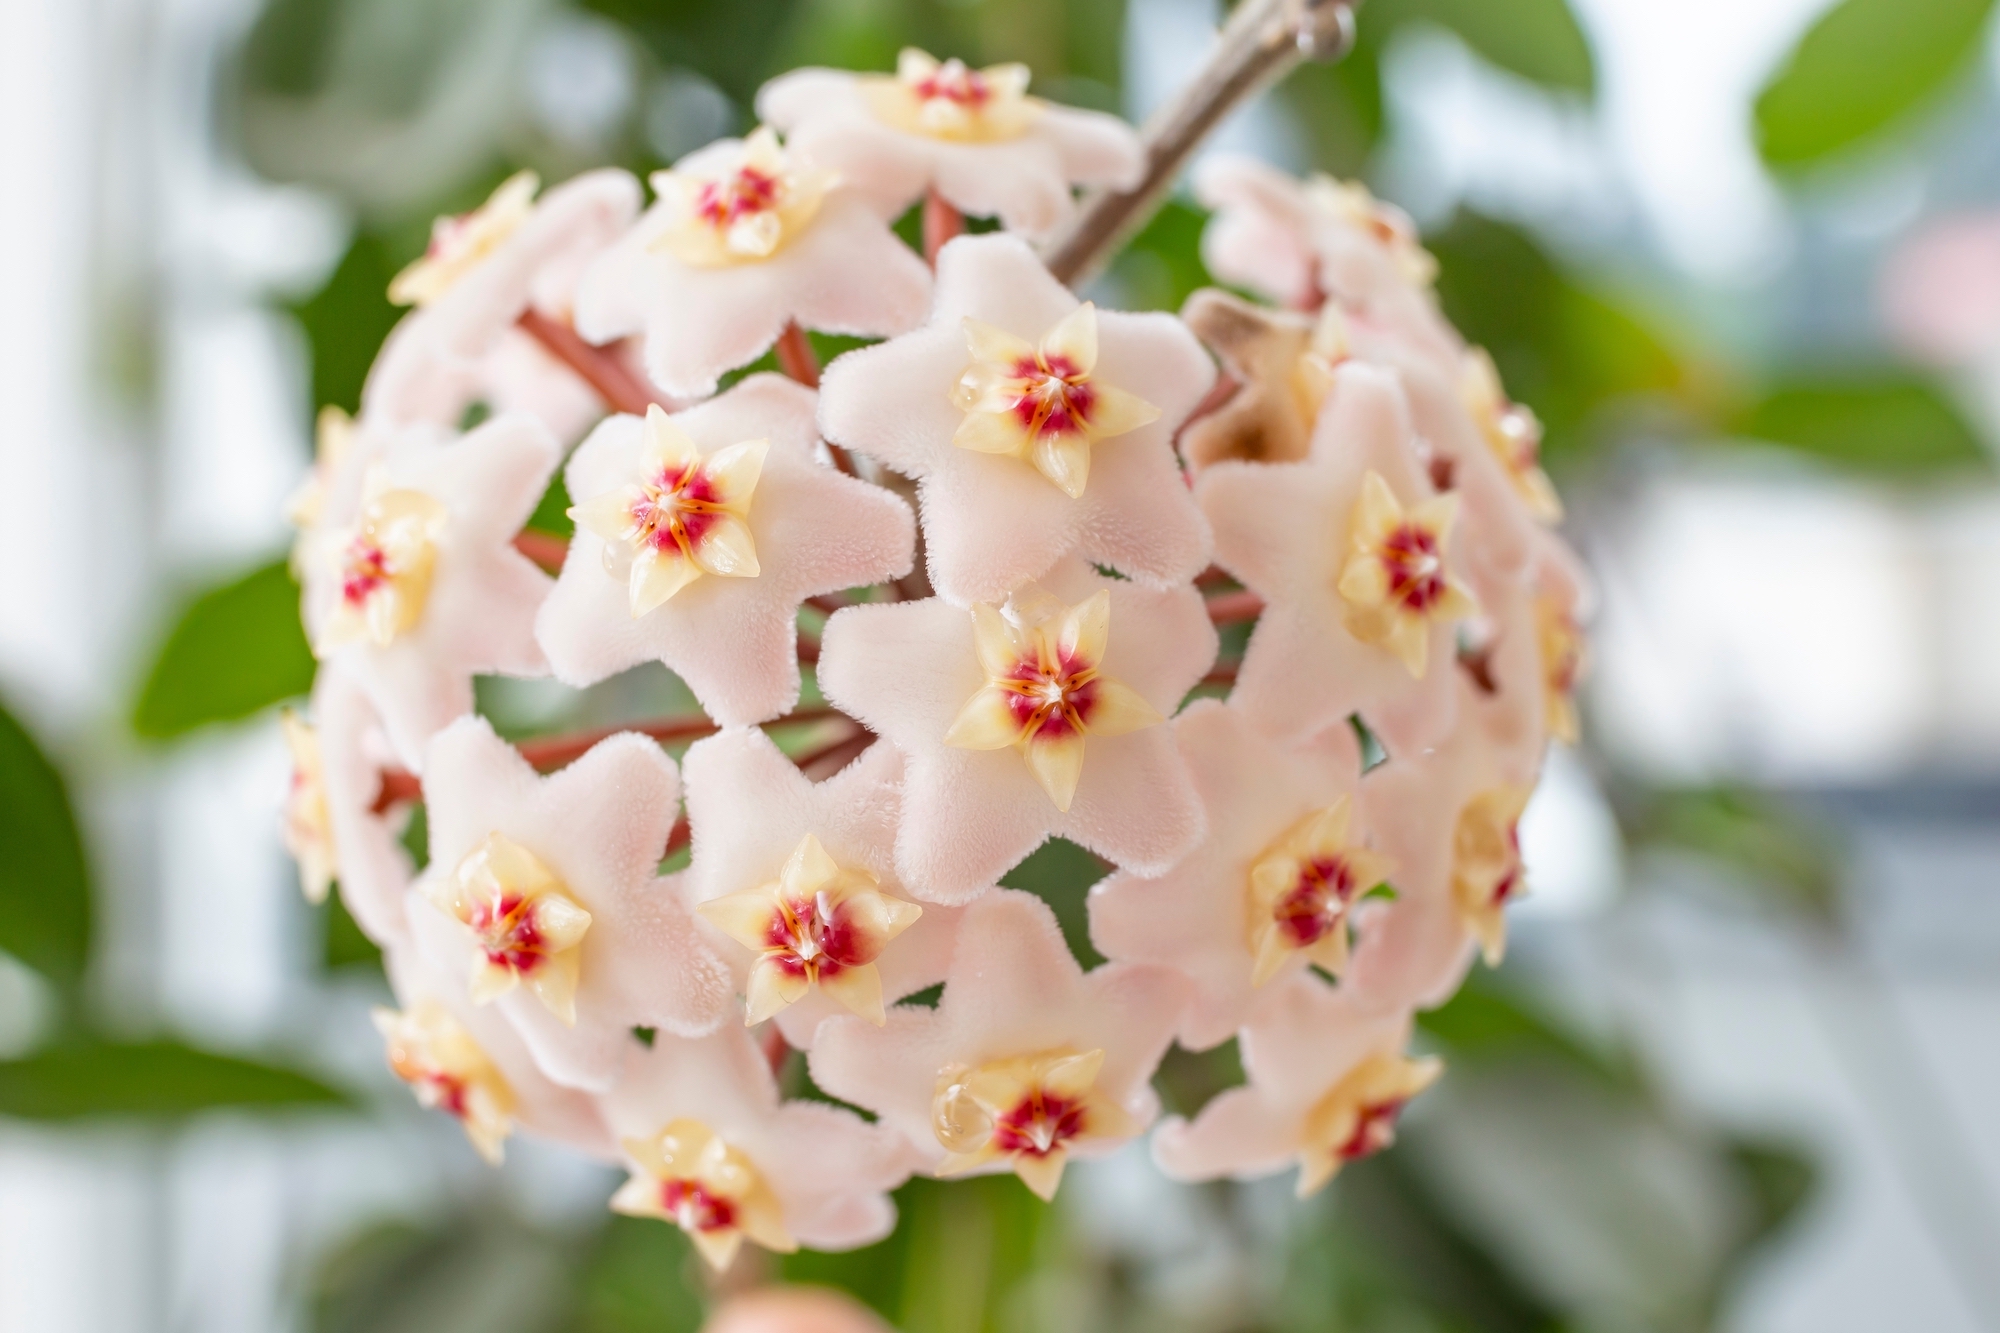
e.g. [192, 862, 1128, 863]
[757, 49, 1144, 239]
[308, 665, 418, 948]
[817, 557, 1215, 902]
[535, 375, 916, 725]
[1088, 700, 1387, 1050]
[574, 130, 933, 399]
[600, 1023, 918, 1269]
[809, 889, 1187, 1198]
[404, 716, 732, 1092]
[300, 412, 559, 770]
[681, 727, 966, 1047]
[1197, 362, 1475, 760]
[378, 934, 615, 1165]
[1153, 972, 1437, 1196]
[818, 234, 1214, 604]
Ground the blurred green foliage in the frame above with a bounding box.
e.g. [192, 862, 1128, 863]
[293, 234, 406, 415]
[0, 697, 92, 1003]
[1628, 786, 1843, 925]
[1730, 376, 1990, 475]
[133, 558, 318, 740]
[0, 1039, 348, 1119]
[1755, 0, 1997, 169]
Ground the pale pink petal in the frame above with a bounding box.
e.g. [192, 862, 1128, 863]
[313, 664, 416, 947]
[535, 376, 915, 724]
[1192, 155, 1321, 309]
[703, 1288, 895, 1333]
[816, 560, 1214, 901]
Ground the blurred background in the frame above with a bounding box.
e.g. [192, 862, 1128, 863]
[3, 0, 1999, 1328]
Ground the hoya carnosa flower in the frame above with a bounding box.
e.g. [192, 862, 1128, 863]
[1153, 973, 1435, 1195]
[280, 709, 335, 906]
[406, 716, 731, 1091]
[536, 376, 915, 725]
[310, 666, 417, 946]
[1539, 591, 1586, 747]
[1462, 348, 1561, 524]
[818, 559, 1214, 901]
[379, 937, 614, 1163]
[366, 170, 642, 432]
[575, 131, 932, 399]
[758, 50, 1144, 239]
[810, 890, 1186, 1199]
[602, 1024, 916, 1269]
[301, 413, 559, 769]
[944, 588, 1165, 813]
[1090, 702, 1386, 1049]
[819, 234, 1214, 604]
[1198, 362, 1468, 759]
[682, 729, 964, 1047]
[1176, 290, 1323, 471]
[1450, 784, 1533, 967]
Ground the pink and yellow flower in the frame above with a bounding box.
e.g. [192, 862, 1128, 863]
[931, 1047, 1139, 1200]
[315, 480, 448, 653]
[1538, 593, 1586, 746]
[1451, 784, 1533, 967]
[1246, 797, 1396, 988]
[389, 170, 541, 308]
[1462, 349, 1561, 524]
[862, 50, 1038, 143]
[280, 709, 335, 906]
[425, 832, 594, 1024]
[650, 128, 835, 269]
[1336, 471, 1477, 679]
[373, 999, 519, 1164]
[612, 1117, 799, 1270]
[1294, 1048, 1442, 1195]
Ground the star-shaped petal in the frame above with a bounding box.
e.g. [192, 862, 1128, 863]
[405, 716, 733, 1092]
[819, 234, 1214, 605]
[809, 889, 1187, 1198]
[816, 558, 1214, 902]
[681, 728, 966, 1048]
[1196, 362, 1470, 759]
[757, 52, 1143, 239]
[600, 1023, 918, 1269]
[1088, 700, 1385, 1050]
[300, 412, 559, 770]
[574, 133, 932, 399]
[535, 375, 916, 725]
[1153, 972, 1435, 1196]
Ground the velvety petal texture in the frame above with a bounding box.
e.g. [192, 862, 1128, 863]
[757, 65, 1143, 238]
[1088, 701, 1372, 1050]
[574, 138, 932, 399]
[681, 728, 966, 1047]
[809, 890, 1187, 1178]
[302, 413, 559, 769]
[407, 716, 732, 1092]
[818, 234, 1214, 604]
[536, 376, 915, 723]
[817, 558, 1216, 901]
[312, 664, 416, 948]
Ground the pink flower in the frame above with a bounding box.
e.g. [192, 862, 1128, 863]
[1458, 529, 1590, 778]
[818, 234, 1214, 605]
[300, 413, 559, 769]
[365, 169, 642, 433]
[308, 665, 417, 947]
[1153, 974, 1436, 1195]
[1197, 362, 1473, 759]
[757, 50, 1143, 239]
[574, 130, 932, 398]
[681, 727, 965, 1046]
[817, 558, 1215, 902]
[405, 716, 731, 1092]
[600, 1024, 917, 1269]
[703, 1288, 895, 1333]
[377, 936, 615, 1164]
[809, 889, 1186, 1199]
[535, 375, 915, 725]
[1088, 701, 1388, 1049]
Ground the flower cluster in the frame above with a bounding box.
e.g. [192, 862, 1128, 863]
[281, 49, 1588, 1270]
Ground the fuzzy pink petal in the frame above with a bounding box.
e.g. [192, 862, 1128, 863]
[1088, 700, 1363, 1050]
[703, 1288, 896, 1333]
[313, 664, 415, 947]
[535, 376, 915, 723]
[1192, 155, 1320, 309]
[574, 185, 931, 400]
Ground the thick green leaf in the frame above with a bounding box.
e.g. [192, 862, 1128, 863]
[1756, 0, 1995, 168]
[998, 838, 1107, 968]
[292, 233, 407, 415]
[0, 1039, 349, 1119]
[133, 559, 316, 740]
[1730, 376, 1989, 475]
[1371, 0, 1595, 94]
[0, 698, 91, 995]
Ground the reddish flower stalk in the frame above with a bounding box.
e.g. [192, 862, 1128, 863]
[775, 321, 821, 389]
[923, 188, 964, 266]
[513, 529, 570, 574]
[1205, 589, 1265, 625]
[516, 308, 663, 417]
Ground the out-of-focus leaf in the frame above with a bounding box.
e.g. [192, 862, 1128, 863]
[292, 233, 406, 415]
[1283, 39, 1386, 178]
[0, 698, 91, 996]
[1630, 787, 1841, 923]
[315, 1213, 590, 1333]
[1154, 1038, 1245, 1118]
[1730, 376, 1989, 475]
[999, 838, 1107, 968]
[133, 559, 316, 740]
[0, 1040, 348, 1119]
[587, 0, 810, 107]
[1420, 980, 1637, 1091]
[1106, 199, 1210, 314]
[1370, 0, 1595, 93]
[562, 1216, 705, 1333]
[1755, 0, 1995, 169]
[324, 892, 386, 974]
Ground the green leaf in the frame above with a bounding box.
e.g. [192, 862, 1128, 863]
[999, 838, 1107, 968]
[1629, 787, 1842, 923]
[292, 233, 407, 415]
[1730, 376, 1989, 475]
[1370, 0, 1596, 94]
[0, 1039, 349, 1119]
[133, 559, 316, 740]
[0, 698, 91, 995]
[323, 891, 385, 974]
[1756, 0, 1995, 168]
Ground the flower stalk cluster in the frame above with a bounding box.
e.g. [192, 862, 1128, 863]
[280, 31, 1589, 1272]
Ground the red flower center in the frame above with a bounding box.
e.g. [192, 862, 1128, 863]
[763, 890, 872, 980]
[340, 538, 393, 607]
[661, 1178, 737, 1233]
[1274, 855, 1360, 948]
[1339, 1099, 1407, 1161]
[914, 63, 991, 108]
[1380, 524, 1447, 613]
[998, 650, 1099, 740]
[632, 463, 725, 554]
[695, 168, 780, 228]
[992, 1089, 1088, 1158]
[468, 892, 549, 976]
[1009, 354, 1097, 440]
